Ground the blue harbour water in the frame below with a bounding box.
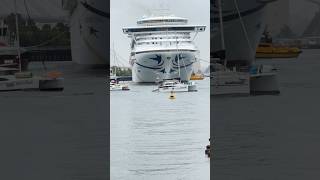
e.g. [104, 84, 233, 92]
[213, 49, 320, 180]
[111, 78, 210, 180]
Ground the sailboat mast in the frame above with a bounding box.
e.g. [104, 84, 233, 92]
[217, 0, 227, 67]
[113, 42, 117, 76]
[14, 0, 22, 72]
[176, 37, 181, 80]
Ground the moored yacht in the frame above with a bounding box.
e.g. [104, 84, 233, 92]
[0, 17, 28, 72]
[153, 79, 197, 93]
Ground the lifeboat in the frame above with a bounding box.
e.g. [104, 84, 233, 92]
[190, 73, 204, 80]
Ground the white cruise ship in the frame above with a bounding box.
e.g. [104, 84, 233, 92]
[212, 0, 276, 65]
[123, 15, 206, 83]
[63, 0, 108, 65]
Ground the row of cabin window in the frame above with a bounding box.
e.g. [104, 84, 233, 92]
[137, 41, 189, 45]
[150, 37, 190, 39]
[136, 32, 190, 36]
[136, 37, 190, 41]
[137, 20, 187, 24]
[127, 27, 196, 33]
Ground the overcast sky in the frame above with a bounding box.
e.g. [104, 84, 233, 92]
[266, 0, 318, 35]
[110, 0, 210, 68]
[289, 0, 318, 35]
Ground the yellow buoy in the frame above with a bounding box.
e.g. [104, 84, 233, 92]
[169, 91, 176, 99]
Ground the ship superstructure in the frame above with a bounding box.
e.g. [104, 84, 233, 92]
[123, 14, 205, 83]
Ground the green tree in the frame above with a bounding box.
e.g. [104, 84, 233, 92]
[4, 14, 70, 47]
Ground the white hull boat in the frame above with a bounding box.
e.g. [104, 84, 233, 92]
[250, 65, 280, 95]
[154, 80, 197, 93]
[158, 84, 189, 93]
[110, 82, 130, 91]
[211, 70, 250, 96]
[0, 73, 64, 91]
[63, 0, 108, 65]
[210, 64, 280, 96]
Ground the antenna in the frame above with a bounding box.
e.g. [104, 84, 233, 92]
[176, 37, 181, 80]
[113, 42, 117, 76]
[152, 0, 170, 16]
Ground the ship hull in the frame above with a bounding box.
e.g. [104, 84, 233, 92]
[132, 51, 196, 83]
[212, 0, 271, 64]
[66, 0, 108, 65]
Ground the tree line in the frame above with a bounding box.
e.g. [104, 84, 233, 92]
[111, 66, 132, 76]
[4, 13, 70, 47]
